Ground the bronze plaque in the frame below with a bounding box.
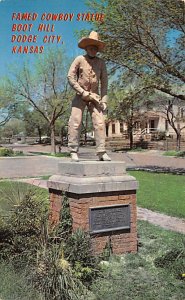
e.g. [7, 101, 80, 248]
[89, 204, 130, 233]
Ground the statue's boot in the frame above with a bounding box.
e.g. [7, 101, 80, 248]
[71, 152, 79, 162]
[98, 152, 111, 161]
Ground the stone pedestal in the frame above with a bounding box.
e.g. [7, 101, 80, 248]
[48, 161, 138, 255]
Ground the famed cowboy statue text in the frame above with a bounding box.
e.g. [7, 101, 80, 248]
[67, 31, 111, 162]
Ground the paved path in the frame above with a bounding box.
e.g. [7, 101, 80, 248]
[126, 151, 185, 169]
[13, 177, 49, 189]
[137, 207, 185, 235]
[0, 156, 69, 178]
[1, 145, 185, 178]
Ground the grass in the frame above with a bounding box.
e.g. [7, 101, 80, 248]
[30, 151, 70, 157]
[0, 261, 42, 300]
[91, 220, 185, 300]
[163, 150, 185, 157]
[39, 175, 51, 180]
[129, 171, 185, 219]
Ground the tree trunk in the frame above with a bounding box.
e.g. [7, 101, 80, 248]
[129, 130, 133, 149]
[60, 127, 64, 146]
[176, 132, 181, 151]
[128, 124, 133, 149]
[37, 126, 42, 144]
[50, 124, 56, 154]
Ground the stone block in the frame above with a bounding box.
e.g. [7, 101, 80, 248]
[58, 161, 126, 177]
[48, 161, 138, 194]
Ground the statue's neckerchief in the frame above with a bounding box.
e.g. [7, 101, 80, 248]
[87, 54, 96, 59]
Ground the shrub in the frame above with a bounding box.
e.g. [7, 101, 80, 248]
[53, 194, 100, 286]
[66, 229, 100, 285]
[0, 147, 14, 156]
[34, 242, 90, 300]
[32, 198, 97, 299]
[0, 182, 49, 265]
[176, 151, 185, 158]
[14, 150, 24, 156]
[56, 192, 73, 239]
[0, 185, 99, 299]
[0, 147, 24, 157]
[154, 243, 185, 278]
[157, 131, 166, 140]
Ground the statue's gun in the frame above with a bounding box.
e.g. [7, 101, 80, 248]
[82, 91, 106, 111]
[88, 92, 101, 105]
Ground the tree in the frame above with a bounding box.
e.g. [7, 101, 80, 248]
[4, 48, 71, 153]
[23, 109, 49, 143]
[55, 106, 71, 146]
[166, 100, 185, 151]
[0, 118, 25, 142]
[158, 95, 185, 151]
[87, 0, 185, 101]
[108, 76, 150, 148]
[0, 82, 18, 127]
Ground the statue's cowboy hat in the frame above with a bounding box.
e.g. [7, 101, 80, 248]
[78, 31, 105, 52]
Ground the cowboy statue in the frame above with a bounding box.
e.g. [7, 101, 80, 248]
[67, 31, 111, 162]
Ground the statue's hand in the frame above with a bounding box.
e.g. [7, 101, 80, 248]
[81, 90, 90, 101]
[89, 93, 101, 104]
[100, 102, 107, 111]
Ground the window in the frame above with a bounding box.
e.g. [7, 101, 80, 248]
[120, 123, 123, 133]
[106, 125, 109, 137]
[112, 123, 115, 134]
[150, 120, 155, 130]
[134, 121, 140, 130]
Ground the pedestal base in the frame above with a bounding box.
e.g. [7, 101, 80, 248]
[48, 161, 138, 255]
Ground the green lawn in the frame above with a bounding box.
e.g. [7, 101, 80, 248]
[92, 221, 185, 300]
[163, 150, 185, 158]
[129, 171, 185, 218]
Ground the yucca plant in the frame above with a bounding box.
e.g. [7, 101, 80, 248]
[34, 232, 90, 300]
[33, 195, 98, 299]
[0, 181, 49, 264]
[0, 181, 48, 218]
[40, 251, 84, 299]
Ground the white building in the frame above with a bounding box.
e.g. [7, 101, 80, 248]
[105, 105, 185, 141]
